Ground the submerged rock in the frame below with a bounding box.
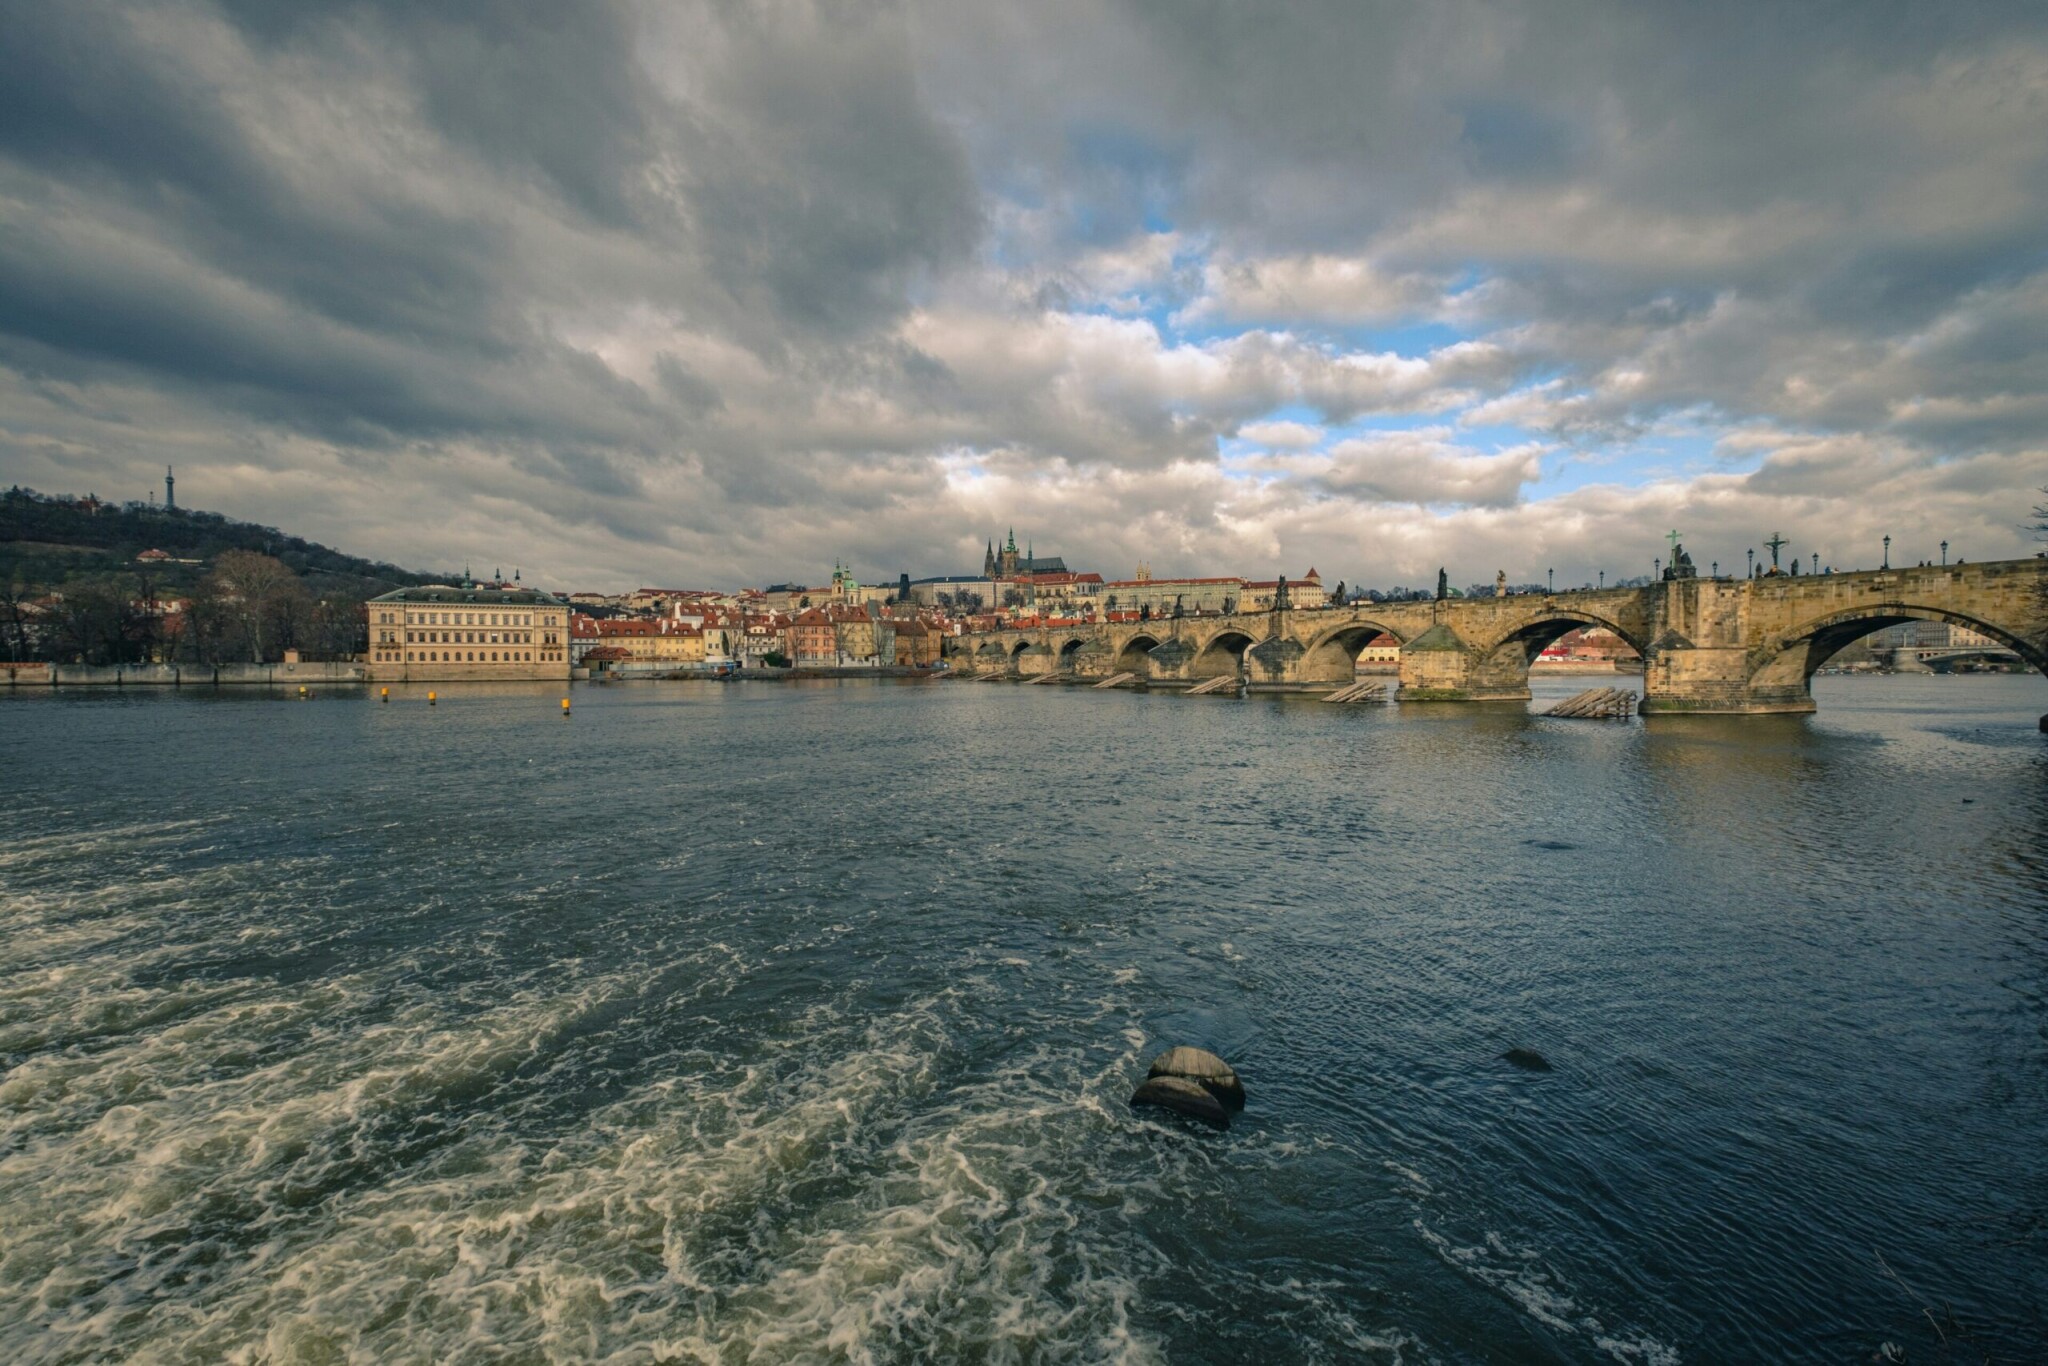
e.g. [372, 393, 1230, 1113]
[1501, 1047, 1553, 1072]
[1147, 1046, 1246, 1111]
[1130, 1075, 1230, 1129]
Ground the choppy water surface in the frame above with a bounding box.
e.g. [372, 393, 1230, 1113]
[3, 674, 2045, 1363]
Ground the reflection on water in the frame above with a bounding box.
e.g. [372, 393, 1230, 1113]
[1, 673, 2044, 1363]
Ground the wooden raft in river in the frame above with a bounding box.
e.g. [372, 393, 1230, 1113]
[1544, 687, 1638, 718]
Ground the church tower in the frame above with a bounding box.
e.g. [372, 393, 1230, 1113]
[983, 539, 997, 578]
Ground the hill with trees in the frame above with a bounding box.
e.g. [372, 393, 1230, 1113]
[2, 486, 448, 597]
[2, 486, 453, 665]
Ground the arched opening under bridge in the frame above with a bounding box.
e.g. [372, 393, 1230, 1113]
[1747, 605, 2047, 711]
[1058, 638, 1087, 671]
[1190, 630, 1258, 679]
[1300, 623, 1407, 685]
[1470, 614, 1649, 699]
[1114, 634, 1162, 677]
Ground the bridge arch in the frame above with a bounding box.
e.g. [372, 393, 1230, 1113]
[1058, 637, 1088, 670]
[1747, 603, 2047, 705]
[1475, 610, 1651, 664]
[1115, 633, 1162, 677]
[1300, 620, 1409, 684]
[1461, 610, 1649, 701]
[1191, 629, 1259, 679]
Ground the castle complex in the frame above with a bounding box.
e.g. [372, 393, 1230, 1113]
[982, 529, 1067, 579]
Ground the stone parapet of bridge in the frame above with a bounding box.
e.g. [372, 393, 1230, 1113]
[947, 557, 2048, 715]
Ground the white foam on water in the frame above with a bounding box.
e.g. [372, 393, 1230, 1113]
[0, 830, 1407, 1364]
[0, 962, 655, 1363]
[0, 816, 221, 874]
[1382, 1161, 1433, 1193]
[1414, 1221, 1680, 1363]
[1595, 1331, 1683, 1365]
[4, 969, 1204, 1363]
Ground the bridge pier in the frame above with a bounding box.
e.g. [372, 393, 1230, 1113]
[1014, 644, 1056, 676]
[1394, 623, 1530, 701]
[1638, 644, 1816, 715]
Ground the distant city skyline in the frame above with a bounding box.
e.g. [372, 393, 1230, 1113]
[2, 4, 2044, 590]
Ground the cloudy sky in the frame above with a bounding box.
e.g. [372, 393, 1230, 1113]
[4, 1, 2046, 590]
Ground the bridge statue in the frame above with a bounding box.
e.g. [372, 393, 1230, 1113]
[952, 556, 2048, 719]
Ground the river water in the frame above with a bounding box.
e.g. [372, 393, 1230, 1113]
[2, 674, 2045, 1363]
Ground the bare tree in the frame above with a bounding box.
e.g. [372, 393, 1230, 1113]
[55, 576, 144, 665]
[182, 576, 234, 665]
[307, 597, 365, 659]
[205, 550, 299, 661]
[1, 580, 37, 661]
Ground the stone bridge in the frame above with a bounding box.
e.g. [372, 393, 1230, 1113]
[947, 557, 2048, 714]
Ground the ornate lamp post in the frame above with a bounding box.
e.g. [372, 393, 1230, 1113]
[1812, 553, 1819, 575]
[1653, 557, 1661, 579]
[1940, 540, 1948, 566]
[1746, 548, 1755, 577]
[1882, 534, 1891, 569]
[1711, 561, 1718, 578]
[1598, 570, 1605, 589]
[1547, 568, 1554, 593]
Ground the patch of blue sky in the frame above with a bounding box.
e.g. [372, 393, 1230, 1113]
[1530, 431, 1732, 497]
[1059, 125, 1187, 246]
[1328, 320, 1472, 356]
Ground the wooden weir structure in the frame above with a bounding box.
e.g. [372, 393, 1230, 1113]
[1543, 687, 1637, 718]
[1321, 680, 1388, 704]
[1091, 672, 1138, 689]
[1185, 675, 1238, 696]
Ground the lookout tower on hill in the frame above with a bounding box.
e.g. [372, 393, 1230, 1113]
[164, 466, 175, 511]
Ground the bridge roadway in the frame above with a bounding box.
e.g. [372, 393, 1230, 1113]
[947, 557, 2048, 715]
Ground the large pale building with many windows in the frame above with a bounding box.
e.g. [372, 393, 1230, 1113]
[367, 585, 571, 681]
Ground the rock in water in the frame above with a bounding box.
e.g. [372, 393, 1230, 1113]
[1147, 1046, 1246, 1111]
[1130, 1076, 1230, 1129]
[1501, 1047, 1552, 1072]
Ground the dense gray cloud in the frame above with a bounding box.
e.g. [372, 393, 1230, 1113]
[1, 0, 2044, 590]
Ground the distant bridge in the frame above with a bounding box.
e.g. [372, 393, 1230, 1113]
[1889, 645, 2025, 672]
[947, 558, 2048, 715]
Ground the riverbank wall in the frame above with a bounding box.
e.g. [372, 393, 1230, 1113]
[4, 662, 369, 687]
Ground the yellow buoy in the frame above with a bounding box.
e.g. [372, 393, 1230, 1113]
[561, 696, 571, 715]
[298, 685, 308, 698]
[428, 691, 437, 705]
[380, 687, 389, 703]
